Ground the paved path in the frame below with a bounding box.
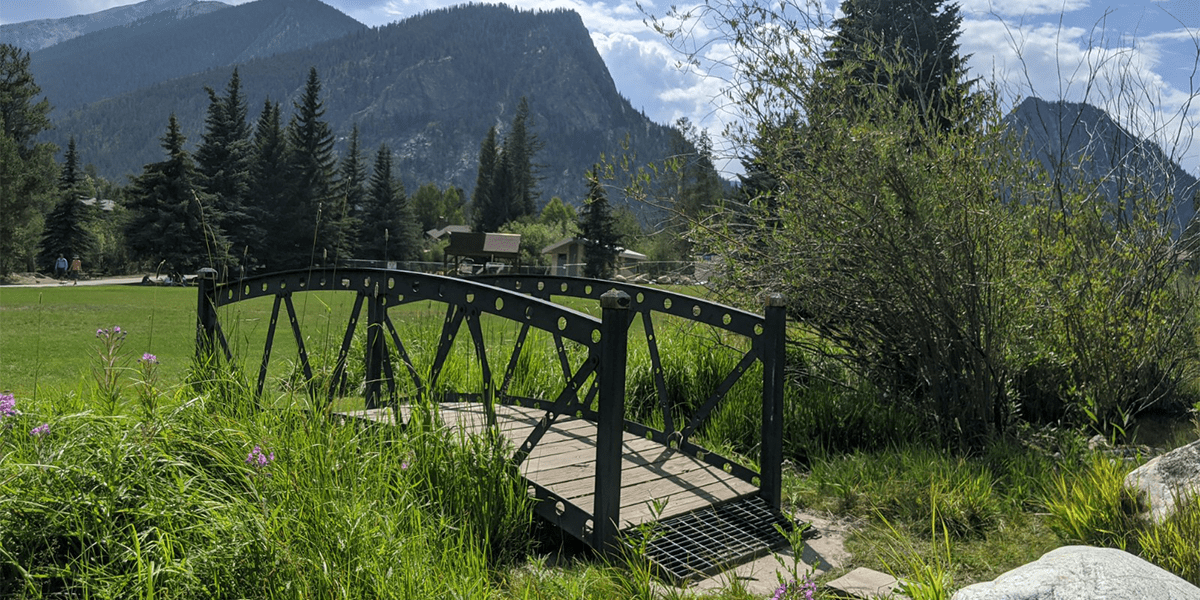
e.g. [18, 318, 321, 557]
[0, 276, 150, 288]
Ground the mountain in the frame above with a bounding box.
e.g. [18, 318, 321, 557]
[45, 4, 687, 211]
[0, 0, 227, 51]
[1005, 97, 1200, 230]
[29, 0, 366, 113]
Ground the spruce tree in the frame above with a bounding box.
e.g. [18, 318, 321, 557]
[250, 99, 290, 269]
[59, 136, 82, 192]
[196, 68, 256, 267]
[360, 144, 417, 262]
[499, 96, 542, 219]
[577, 166, 622, 279]
[285, 68, 347, 268]
[471, 126, 501, 231]
[39, 137, 97, 269]
[340, 124, 367, 256]
[822, 0, 972, 131]
[125, 114, 226, 274]
[0, 44, 57, 275]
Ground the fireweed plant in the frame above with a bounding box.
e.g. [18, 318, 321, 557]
[93, 326, 129, 414]
[134, 352, 161, 416]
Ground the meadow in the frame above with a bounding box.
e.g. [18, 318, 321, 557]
[1, 282, 1198, 599]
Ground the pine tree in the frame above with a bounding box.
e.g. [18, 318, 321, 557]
[196, 68, 256, 266]
[0, 44, 57, 275]
[39, 137, 97, 269]
[499, 96, 542, 219]
[577, 166, 622, 279]
[471, 98, 543, 232]
[250, 99, 290, 269]
[340, 124, 367, 256]
[822, 0, 972, 131]
[58, 137, 82, 192]
[360, 144, 417, 262]
[125, 114, 226, 274]
[285, 68, 347, 268]
[471, 125, 501, 231]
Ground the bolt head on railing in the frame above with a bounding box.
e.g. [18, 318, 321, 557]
[601, 289, 631, 310]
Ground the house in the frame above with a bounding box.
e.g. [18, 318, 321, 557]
[443, 231, 522, 274]
[425, 224, 471, 242]
[541, 238, 647, 277]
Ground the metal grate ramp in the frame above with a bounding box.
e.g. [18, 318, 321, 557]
[629, 496, 796, 584]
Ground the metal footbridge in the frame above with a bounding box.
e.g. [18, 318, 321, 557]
[195, 269, 790, 582]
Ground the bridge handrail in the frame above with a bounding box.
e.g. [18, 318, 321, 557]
[473, 275, 767, 340]
[209, 268, 602, 347]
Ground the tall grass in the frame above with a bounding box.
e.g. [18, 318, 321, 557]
[1043, 451, 1200, 585]
[0, 373, 533, 599]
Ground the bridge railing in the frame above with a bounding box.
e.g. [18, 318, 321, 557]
[473, 275, 786, 511]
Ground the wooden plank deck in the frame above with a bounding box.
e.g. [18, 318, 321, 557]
[344, 402, 757, 530]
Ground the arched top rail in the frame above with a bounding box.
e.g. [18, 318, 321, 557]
[474, 275, 767, 339]
[213, 268, 602, 348]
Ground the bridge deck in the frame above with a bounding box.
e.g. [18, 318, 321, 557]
[347, 402, 757, 530]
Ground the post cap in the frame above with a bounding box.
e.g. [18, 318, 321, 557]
[197, 268, 218, 279]
[600, 289, 631, 310]
[766, 293, 786, 307]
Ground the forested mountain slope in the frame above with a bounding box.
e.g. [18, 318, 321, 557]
[45, 4, 684, 208]
[0, 0, 224, 51]
[29, 0, 365, 112]
[1006, 97, 1200, 230]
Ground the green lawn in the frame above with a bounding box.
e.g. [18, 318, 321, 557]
[0, 283, 618, 401]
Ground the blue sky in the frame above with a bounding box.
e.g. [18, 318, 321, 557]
[2, 0, 1198, 175]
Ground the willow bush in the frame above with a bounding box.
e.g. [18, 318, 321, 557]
[636, 0, 1200, 446]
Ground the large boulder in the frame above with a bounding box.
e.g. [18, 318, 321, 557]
[951, 546, 1200, 600]
[1125, 438, 1200, 523]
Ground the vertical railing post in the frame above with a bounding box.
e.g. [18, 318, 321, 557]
[760, 293, 786, 510]
[594, 289, 630, 552]
[364, 284, 387, 409]
[195, 268, 219, 361]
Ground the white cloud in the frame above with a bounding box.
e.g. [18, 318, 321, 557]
[958, 0, 1091, 19]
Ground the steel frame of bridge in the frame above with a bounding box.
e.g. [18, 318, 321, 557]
[195, 267, 786, 570]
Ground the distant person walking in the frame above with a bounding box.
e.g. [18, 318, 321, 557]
[69, 256, 81, 285]
[54, 255, 68, 279]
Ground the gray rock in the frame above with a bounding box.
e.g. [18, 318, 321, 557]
[951, 546, 1200, 600]
[1125, 439, 1200, 523]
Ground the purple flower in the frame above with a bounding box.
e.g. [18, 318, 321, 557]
[30, 423, 50, 437]
[246, 445, 276, 471]
[770, 577, 816, 600]
[140, 353, 158, 364]
[401, 460, 410, 470]
[0, 393, 18, 418]
[95, 326, 126, 339]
